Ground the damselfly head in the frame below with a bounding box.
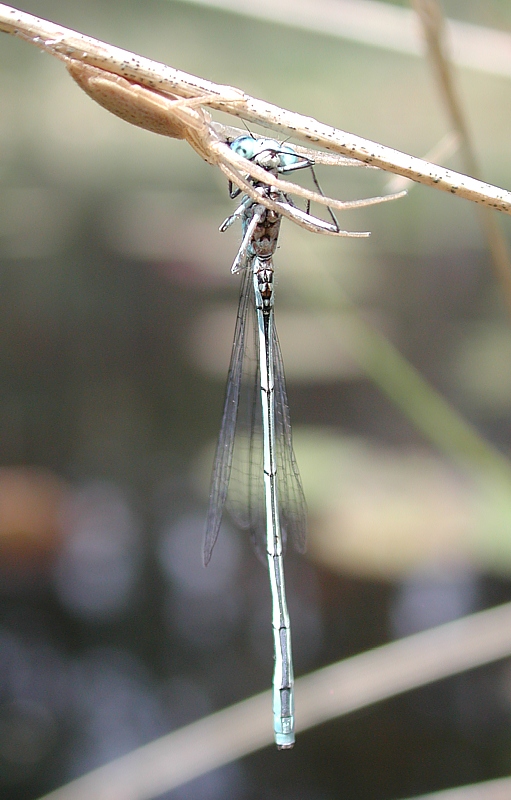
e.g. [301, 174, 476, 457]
[230, 135, 300, 171]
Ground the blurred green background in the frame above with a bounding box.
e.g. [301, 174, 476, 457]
[2, 1, 511, 798]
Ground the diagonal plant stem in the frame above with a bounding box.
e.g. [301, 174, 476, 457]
[402, 774, 511, 800]
[1, 4, 511, 213]
[291, 236, 511, 484]
[412, 0, 511, 317]
[327, 305, 511, 482]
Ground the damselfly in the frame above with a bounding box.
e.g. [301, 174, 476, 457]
[204, 135, 372, 748]
[60, 55, 404, 749]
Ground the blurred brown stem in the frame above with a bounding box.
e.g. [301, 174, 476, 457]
[412, 0, 511, 317]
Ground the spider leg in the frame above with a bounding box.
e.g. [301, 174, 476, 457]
[216, 141, 406, 213]
[217, 160, 370, 237]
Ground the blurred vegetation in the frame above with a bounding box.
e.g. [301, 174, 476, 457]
[2, 2, 511, 799]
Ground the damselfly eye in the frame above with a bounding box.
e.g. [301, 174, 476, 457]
[230, 135, 257, 160]
[278, 145, 301, 169]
